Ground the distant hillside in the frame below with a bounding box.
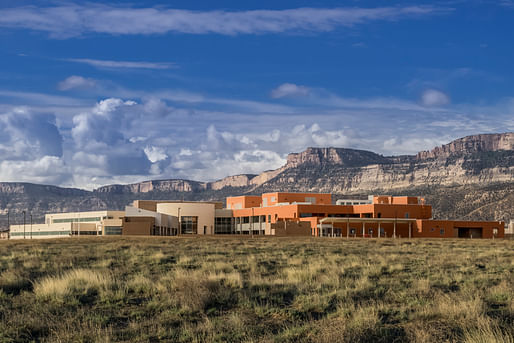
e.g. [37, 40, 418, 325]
[1, 132, 513, 227]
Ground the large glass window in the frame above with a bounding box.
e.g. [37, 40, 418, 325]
[104, 226, 122, 235]
[181, 216, 198, 234]
[215, 217, 233, 234]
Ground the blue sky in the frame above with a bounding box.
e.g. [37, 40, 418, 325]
[0, 1, 513, 189]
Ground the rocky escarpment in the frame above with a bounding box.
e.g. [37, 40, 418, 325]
[417, 133, 514, 160]
[0, 132, 513, 226]
[286, 147, 391, 168]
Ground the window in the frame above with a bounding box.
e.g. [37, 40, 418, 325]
[268, 215, 271, 223]
[405, 212, 409, 218]
[431, 227, 435, 232]
[440, 228, 445, 235]
[104, 226, 122, 235]
[350, 228, 356, 235]
[181, 216, 198, 234]
[377, 213, 382, 218]
[493, 228, 498, 236]
[271, 196, 276, 203]
[243, 217, 250, 224]
[53, 217, 101, 224]
[215, 217, 233, 234]
[300, 213, 312, 218]
[305, 197, 316, 204]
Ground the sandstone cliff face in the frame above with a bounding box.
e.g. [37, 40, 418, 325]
[417, 133, 514, 159]
[95, 179, 206, 194]
[210, 174, 256, 190]
[286, 147, 390, 168]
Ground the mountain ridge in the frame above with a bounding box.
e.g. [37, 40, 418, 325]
[0, 132, 513, 225]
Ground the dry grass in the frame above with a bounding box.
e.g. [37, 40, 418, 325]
[34, 268, 112, 300]
[0, 236, 512, 342]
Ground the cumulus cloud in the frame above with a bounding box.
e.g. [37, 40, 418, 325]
[58, 75, 97, 91]
[144, 146, 168, 163]
[421, 89, 450, 106]
[0, 107, 63, 160]
[0, 5, 450, 38]
[0, 107, 68, 184]
[271, 83, 310, 98]
[0, 87, 512, 189]
[65, 58, 175, 70]
[70, 98, 152, 178]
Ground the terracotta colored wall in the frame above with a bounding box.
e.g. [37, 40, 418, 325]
[417, 220, 505, 238]
[271, 221, 311, 236]
[226, 196, 262, 209]
[123, 217, 155, 235]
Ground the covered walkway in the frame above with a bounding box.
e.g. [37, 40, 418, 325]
[318, 217, 417, 238]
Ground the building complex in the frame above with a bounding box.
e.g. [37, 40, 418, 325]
[7, 192, 505, 239]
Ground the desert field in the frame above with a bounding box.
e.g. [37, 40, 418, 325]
[0, 237, 513, 343]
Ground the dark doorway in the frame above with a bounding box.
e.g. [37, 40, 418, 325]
[457, 227, 482, 238]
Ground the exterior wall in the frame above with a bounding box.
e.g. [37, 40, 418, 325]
[358, 203, 432, 219]
[417, 220, 504, 239]
[261, 192, 331, 207]
[157, 202, 215, 235]
[271, 221, 311, 236]
[123, 217, 155, 235]
[125, 206, 178, 229]
[10, 222, 72, 239]
[226, 196, 262, 209]
[373, 196, 421, 205]
[134, 200, 223, 212]
[45, 211, 124, 224]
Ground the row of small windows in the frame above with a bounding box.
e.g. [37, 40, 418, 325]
[52, 217, 102, 223]
[10, 231, 71, 236]
[104, 226, 122, 235]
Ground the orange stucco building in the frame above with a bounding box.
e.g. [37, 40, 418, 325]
[227, 192, 504, 239]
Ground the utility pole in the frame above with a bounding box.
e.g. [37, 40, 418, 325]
[251, 207, 254, 238]
[177, 207, 181, 236]
[23, 211, 26, 239]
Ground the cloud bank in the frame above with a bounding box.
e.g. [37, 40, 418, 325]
[0, 4, 450, 38]
[0, 86, 512, 189]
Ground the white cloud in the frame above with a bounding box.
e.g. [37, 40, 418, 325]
[144, 146, 168, 163]
[421, 89, 450, 106]
[0, 87, 512, 189]
[271, 83, 310, 98]
[0, 5, 450, 38]
[65, 58, 175, 70]
[58, 75, 97, 91]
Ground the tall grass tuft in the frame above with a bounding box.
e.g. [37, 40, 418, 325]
[34, 268, 111, 300]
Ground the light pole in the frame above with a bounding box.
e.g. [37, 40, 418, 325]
[177, 207, 181, 236]
[22, 211, 26, 239]
[30, 213, 32, 239]
[251, 207, 254, 238]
